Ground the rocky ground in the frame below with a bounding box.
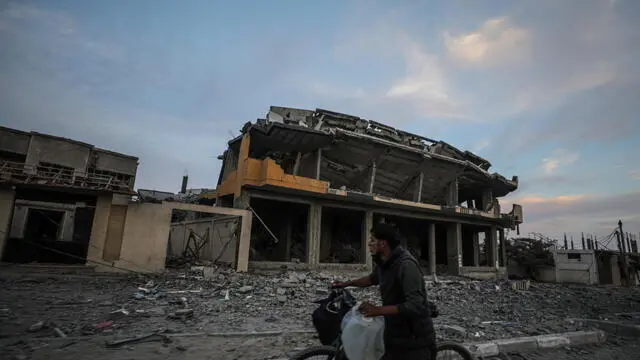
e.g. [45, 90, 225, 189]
[1, 264, 640, 359]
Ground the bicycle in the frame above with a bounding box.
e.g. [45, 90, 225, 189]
[290, 288, 474, 360]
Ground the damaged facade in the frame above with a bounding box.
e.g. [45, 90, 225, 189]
[0, 126, 252, 273]
[0, 126, 138, 265]
[211, 106, 524, 278]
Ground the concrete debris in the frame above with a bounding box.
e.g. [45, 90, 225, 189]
[52, 327, 67, 338]
[238, 285, 254, 293]
[28, 321, 45, 332]
[109, 308, 129, 319]
[105, 331, 171, 348]
[1, 265, 640, 348]
[168, 308, 194, 320]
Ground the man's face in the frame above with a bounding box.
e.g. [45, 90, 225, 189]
[368, 234, 385, 255]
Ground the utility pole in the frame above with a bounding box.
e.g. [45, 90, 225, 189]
[618, 220, 631, 287]
[594, 235, 599, 250]
[581, 232, 586, 249]
[571, 236, 574, 249]
[564, 233, 568, 249]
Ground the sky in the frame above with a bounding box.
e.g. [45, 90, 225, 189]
[1, 0, 639, 244]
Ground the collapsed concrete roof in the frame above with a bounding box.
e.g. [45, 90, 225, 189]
[225, 106, 518, 204]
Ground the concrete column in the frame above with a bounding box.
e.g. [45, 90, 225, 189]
[368, 161, 377, 193]
[284, 217, 293, 261]
[475, 197, 483, 211]
[0, 187, 16, 261]
[446, 222, 462, 275]
[413, 172, 424, 203]
[87, 194, 113, 263]
[486, 226, 499, 269]
[499, 228, 507, 267]
[315, 149, 322, 180]
[446, 179, 458, 206]
[319, 212, 332, 262]
[306, 203, 322, 266]
[472, 232, 480, 266]
[364, 211, 373, 270]
[428, 223, 436, 275]
[236, 210, 253, 272]
[233, 191, 250, 209]
[481, 188, 493, 211]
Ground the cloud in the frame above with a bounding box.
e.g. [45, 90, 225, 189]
[473, 139, 491, 153]
[540, 149, 579, 174]
[502, 191, 640, 243]
[326, 0, 639, 135]
[436, 2, 640, 157]
[630, 170, 640, 180]
[309, 11, 467, 124]
[384, 35, 464, 119]
[0, 3, 123, 60]
[518, 194, 588, 205]
[444, 17, 531, 67]
[0, 66, 228, 192]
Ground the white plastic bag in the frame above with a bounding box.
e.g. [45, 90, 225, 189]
[340, 303, 385, 360]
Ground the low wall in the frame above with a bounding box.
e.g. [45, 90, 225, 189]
[114, 202, 173, 273]
[462, 266, 507, 280]
[89, 201, 252, 273]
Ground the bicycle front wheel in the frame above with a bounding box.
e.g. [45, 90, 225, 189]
[289, 345, 338, 360]
[436, 342, 475, 360]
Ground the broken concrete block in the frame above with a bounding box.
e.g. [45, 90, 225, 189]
[28, 321, 45, 332]
[109, 308, 130, 319]
[168, 308, 194, 319]
[203, 267, 215, 279]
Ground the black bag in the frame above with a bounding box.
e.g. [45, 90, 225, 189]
[311, 290, 355, 345]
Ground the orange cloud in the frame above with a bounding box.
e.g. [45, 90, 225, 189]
[519, 195, 587, 205]
[501, 194, 588, 207]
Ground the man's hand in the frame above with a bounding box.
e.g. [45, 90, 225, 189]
[358, 301, 382, 317]
[330, 281, 349, 289]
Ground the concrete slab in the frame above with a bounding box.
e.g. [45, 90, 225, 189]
[466, 330, 606, 356]
[495, 336, 539, 354]
[469, 342, 499, 357]
[564, 330, 607, 346]
[536, 334, 571, 348]
[571, 318, 640, 338]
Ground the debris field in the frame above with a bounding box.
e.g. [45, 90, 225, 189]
[1, 265, 639, 359]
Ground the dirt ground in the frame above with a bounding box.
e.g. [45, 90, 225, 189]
[1, 332, 317, 360]
[3, 264, 640, 359]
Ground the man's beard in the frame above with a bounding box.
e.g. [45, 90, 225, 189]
[371, 252, 384, 265]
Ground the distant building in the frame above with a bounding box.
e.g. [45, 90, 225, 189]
[0, 126, 138, 264]
[533, 249, 640, 286]
[208, 106, 524, 278]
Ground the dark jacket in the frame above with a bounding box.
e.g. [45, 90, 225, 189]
[369, 246, 435, 350]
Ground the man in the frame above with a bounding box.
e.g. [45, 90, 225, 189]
[333, 223, 436, 360]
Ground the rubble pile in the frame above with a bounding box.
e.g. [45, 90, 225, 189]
[1, 265, 639, 343]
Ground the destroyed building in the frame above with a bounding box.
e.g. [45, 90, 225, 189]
[211, 106, 524, 278]
[0, 126, 138, 265]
